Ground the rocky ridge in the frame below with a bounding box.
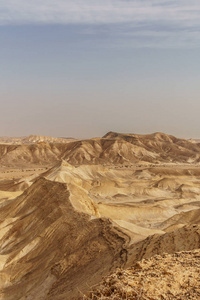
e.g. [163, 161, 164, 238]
[0, 178, 129, 300]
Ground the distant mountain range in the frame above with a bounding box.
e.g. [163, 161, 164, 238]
[0, 135, 76, 144]
[1, 131, 200, 167]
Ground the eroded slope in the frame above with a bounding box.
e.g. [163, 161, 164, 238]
[1, 132, 200, 299]
[1, 131, 200, 168]
[0, 178, 129, 300]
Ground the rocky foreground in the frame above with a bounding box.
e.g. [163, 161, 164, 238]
[85, 249, 200, 300]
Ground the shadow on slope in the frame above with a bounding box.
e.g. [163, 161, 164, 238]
[0, 178, 129, 300]
[127, 224, 200, 266]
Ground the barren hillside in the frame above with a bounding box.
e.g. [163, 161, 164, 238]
[0, 178, 129, 300]
[0, 132, 200, 299]
[0, 143, 68, 168]
[1, 132, 200, 168]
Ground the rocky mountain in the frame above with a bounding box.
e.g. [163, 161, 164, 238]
[1, 131, 200, 168]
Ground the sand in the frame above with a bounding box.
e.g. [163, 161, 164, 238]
[0, 132, 200, 298]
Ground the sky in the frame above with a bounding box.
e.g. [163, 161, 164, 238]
[1, 1, 200, 139]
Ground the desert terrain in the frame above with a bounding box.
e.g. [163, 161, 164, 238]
[0, 132, 200, 299]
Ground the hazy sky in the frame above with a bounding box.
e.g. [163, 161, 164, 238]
[1, 0, 200, 139]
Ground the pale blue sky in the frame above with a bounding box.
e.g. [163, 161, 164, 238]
[1, 1, 200, 138]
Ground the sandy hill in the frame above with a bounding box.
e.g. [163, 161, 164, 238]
[0, 143, 69, 168]
[85, 249, 200, 299]
[189, 138, 200, 144]
[1, 131, 200, 168]
[5, 159, 200, 242]
[58, 131, 200, 165]
[159, 208, 200, 231]
[0, 178, 129, 300]
[0, 135, 75, 145]
[0, 137, 23, 144]
[21, 135, 75, 144]
[128, 224, 200, 265]
[102, 131, 200, 162]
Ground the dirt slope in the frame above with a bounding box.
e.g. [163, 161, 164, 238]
[127, 224, 200, 265]
[38, 161, 200, 241]
[159, 208, 200, 231]
[0, 178, 129, 300]
[0, 143, 68, 167]
[86, 249, 200, 299]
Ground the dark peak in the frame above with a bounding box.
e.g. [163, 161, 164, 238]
[103, 131, 119, 139]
